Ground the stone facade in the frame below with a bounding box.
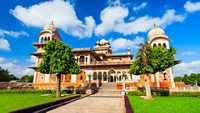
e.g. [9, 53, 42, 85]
[31, 22, 175, 89]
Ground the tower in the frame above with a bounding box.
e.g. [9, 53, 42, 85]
[147, 24, 175, 87]
[31, 21, 61, 84]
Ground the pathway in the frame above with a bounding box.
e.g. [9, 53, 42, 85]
[47, 95, 124, 113]
[48, 83, 125, 113]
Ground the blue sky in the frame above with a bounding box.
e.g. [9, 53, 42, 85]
[0, 0, 200, 77]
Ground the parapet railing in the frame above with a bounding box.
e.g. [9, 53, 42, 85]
[78, 61, 132, 66]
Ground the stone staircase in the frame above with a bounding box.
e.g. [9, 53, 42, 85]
[94, 83, 121, 96]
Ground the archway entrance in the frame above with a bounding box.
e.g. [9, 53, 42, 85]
[108, 69, 116, 82]
[110, 76, 113, 82]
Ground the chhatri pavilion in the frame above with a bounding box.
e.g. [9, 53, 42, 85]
[31, 22, 176, 89]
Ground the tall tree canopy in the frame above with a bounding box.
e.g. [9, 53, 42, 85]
[39, 41, 81, 98]
[129, 44, 176, 99]
[129, 44, 176, 75]
[174, 73, 200, 86]
[0, 66, 18, 82]
[19, 75, 33, 82]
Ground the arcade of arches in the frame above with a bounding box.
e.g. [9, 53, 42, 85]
[92, 69, 132, 83]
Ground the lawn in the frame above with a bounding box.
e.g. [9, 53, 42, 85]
[0, 93, 76, 113]
[128, 96, 200, 113]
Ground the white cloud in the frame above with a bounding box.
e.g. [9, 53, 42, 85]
[11, 0, 96, 38]
[95, 4, 185, 36]
[0, 57, 6, 62]
[95, 5, 128, 36]
[181, 51, 197, 56]
[109, 36, 144, 51]
[174, 60, 200, 76]
[0, 29, 29, 51]
[114, 9, 185, 35]
[0, 29, 29, 38]
[26, 56, 36, 63]
[0, 38, 11, 51]
[133, 2, 147, 12]
[184, 1, 200, 13]
[0, 57, 34, 78]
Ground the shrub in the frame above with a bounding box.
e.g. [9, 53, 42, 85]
[0, 89, 57, 94]
[137, 87, 145, 92]
[170, 92, 200, 97]
[75, 89, 86, 94]
[127, 91, 145, 96]
[151, 88, 170, 96]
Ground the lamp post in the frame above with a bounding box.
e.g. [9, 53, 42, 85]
[121, 72, 126, 95]
[122, 72, 126, 90]
[88, 74, 91, 89]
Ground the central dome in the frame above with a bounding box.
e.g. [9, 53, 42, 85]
[43, 21, 57, 32]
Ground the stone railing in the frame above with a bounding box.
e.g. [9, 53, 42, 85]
[73, 48, 91, 51]
[79, 61, 132, 66]
[170, 86, 200, 92]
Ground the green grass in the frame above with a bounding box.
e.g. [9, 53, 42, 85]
[0, 93, 77, 113]
[128, 96, 200, 113]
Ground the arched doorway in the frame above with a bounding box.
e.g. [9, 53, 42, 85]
[98, 72, 102, 81]
[114, 76, 117, 82]
[93, 72, 97, 80]
[108, 69, 116, 82]
[103, 72, 107, 81]
[119, 76, 122, 81]
[110, 76, 113, 82]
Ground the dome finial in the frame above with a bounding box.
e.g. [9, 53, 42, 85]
[50, 21, 54, 25]
[153, 23, 157, 28]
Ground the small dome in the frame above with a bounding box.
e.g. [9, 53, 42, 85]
[100, 39, 108, 44]
[43, 21, 57, 32]
[148, 26, 164, 38]
[148, 24, 167, 41]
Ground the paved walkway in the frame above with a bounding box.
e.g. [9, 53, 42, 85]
[47, 95, 125, 113]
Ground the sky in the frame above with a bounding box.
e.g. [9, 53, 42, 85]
[0, 0, 200, 78]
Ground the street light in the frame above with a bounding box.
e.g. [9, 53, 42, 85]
[122, 71, 126, 95]
[88, 73, 91, 89]
[122, 72, 126, 89]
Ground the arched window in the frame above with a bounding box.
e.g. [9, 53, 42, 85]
[80, 55, 85, 64]
[158, 43, 161, 46]
[163, 43, 167, 48]
[86, 57, 88, 63]
[48, 36, 50, 41]
[41, 37, 44, 43]
[153, 44, 156, 48]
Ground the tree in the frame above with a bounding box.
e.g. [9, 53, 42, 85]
[129, 43, 176, 100]
[174, 73, 200, 86]
[19, 75, 33, 82]
[0, 67, 18, 82]
[39, 41, 81, 98]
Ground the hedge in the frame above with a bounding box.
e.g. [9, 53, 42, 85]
[127, 91, 145, 96]
[170, 92, 200, 97]
[151, 88, 170, 96]
[0, 90, 57, 94]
